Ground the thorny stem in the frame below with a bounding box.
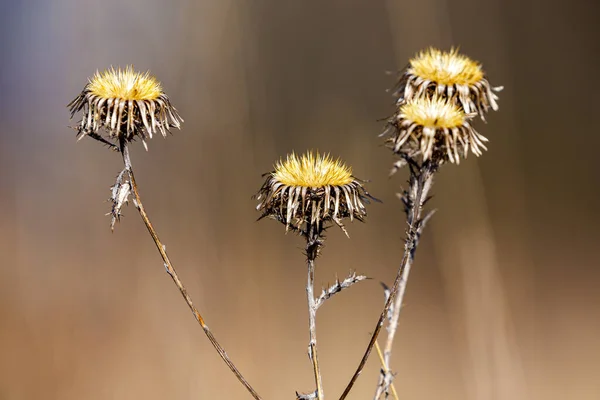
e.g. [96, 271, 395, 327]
[375, 160, 437, 399]
[305, 222, 325, 400]
[120, 141, 262, 400]
[339, 160, 437, 400]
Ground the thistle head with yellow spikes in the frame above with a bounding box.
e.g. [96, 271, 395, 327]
[68, 66, 183, 150]
[393, 47, 502, 120]
[255, 151, 376, 236]
[382, 95, 488, 166]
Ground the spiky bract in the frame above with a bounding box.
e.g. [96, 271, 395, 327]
[68, 66, 183, 149]
[256, 152, 373, 235]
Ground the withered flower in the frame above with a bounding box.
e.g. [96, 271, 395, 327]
[393, 47, 502, 119]
[383, 95, 487, 164]
[256, 151, 374, 235]
[68, 66, 183, 150]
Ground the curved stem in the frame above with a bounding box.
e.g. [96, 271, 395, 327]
[120, 142, 262, 400]
[305, 223, 325, 400]
[339, 161, 436, 400]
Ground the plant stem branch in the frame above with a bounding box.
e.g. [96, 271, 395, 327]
[339, 161, 436, 400]
[120, 141, 262, 400]
[305, 223, 325, 400]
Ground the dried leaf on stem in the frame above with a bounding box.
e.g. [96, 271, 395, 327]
[314, 272, 369, 310]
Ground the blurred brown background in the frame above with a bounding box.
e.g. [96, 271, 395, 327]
[1, 0, 599, 399]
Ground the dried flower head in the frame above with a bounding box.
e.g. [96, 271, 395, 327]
[383, 95, 488, 164]
[394, 48, 502, 119]
[256, 151, 374, 235]
[68, 66, 183, 150]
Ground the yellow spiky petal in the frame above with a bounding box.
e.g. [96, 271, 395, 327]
[410, 47, 484, 86]
[273, 151, 354, 188]
[400, 96, 466, 129]
[88, 66, 162, 100]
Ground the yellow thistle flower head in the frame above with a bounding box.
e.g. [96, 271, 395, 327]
[256, 151, 376, 236]
[383, 96, 488, 165]
[68, 66, 183, 150]
[394, 47, 503, 119]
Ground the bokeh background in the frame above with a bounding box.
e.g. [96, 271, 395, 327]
[1, 0, 599, 399]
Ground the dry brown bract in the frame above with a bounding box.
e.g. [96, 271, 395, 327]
[383, 95, 488, 164]
[68, 66, 183, 150]
[393, 48, 502, 120]
[256, 152, 373, 235]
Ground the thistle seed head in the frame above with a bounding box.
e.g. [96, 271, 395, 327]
[255, 151, 375, 236]
[394, 47, 502, 119]
[383, 95, 488, 164]
[68, 66, 183, 150]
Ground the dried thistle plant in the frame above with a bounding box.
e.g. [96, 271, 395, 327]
[68, 66, 262, 400]
[67, 50, 501, 400]
[256, 151, 376, 400]
[338, 48, 502, 400]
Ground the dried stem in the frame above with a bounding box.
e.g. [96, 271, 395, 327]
[373, 255, 414, 400]
[305, 222, 325, 400]
[383, 257, 412, 364]
[339, 159, 437, 400]
[375, 191, 435, 398]
[120, 140, 262, 400]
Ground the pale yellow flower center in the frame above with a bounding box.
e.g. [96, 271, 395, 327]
[273, 152, 354, 188]
[401, 96, 466, 129]
[88, 66, 162, 100]
[410, 48, 484, 86]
